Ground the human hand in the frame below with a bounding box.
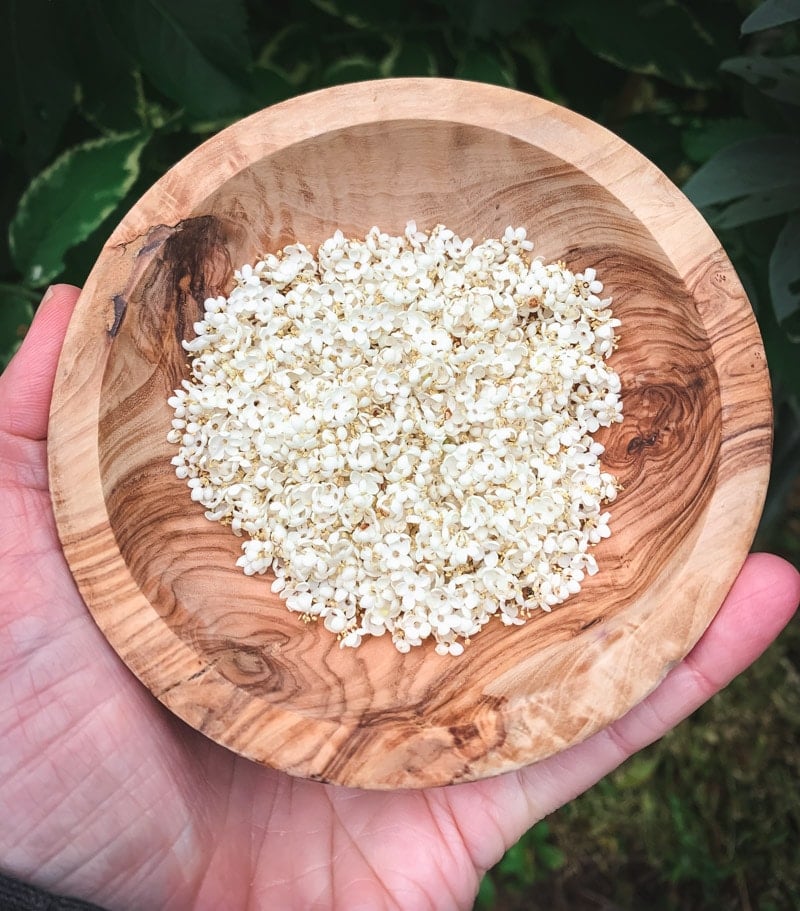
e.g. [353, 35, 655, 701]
[1, 285, 798, 911]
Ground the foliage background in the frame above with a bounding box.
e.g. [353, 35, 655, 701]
[2, 0, 799, 908]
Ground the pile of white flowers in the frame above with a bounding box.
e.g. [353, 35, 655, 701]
[168, 223, 623, 656]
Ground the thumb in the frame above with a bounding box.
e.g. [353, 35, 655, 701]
[0, 285, 80, 441]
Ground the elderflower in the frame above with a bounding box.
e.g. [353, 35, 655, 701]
[169, 224, 623, 655]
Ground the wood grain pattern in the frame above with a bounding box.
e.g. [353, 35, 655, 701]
[48, 79, 772, 789]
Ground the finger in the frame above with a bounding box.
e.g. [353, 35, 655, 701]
[0, 285, 80, 442]
[452, 553, 800, 866]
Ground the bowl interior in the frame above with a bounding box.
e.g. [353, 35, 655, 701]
[98, 118, 718, 728]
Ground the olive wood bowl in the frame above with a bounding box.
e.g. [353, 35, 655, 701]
[48, 78, 772, 789]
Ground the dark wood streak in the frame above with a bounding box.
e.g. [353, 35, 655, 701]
[449, 723, 480, 748]
[108, 294, 128, 337]
[136, 215, 235, 366]
[580, 617, 603, 631]
[626, 431, 659, 454]
[318, 690, 507, 784]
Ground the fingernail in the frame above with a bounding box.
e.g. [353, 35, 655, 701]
[41, 285, 55, 305]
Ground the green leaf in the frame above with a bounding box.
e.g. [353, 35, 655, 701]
[309, 0, 409, 30]
[498, 840, 530, 879]
[741, 0, 800, 34]
[0, 0, 76, 171]
[60, 0, 145, 133]
[618, 113, 686, 177]
[321, 56, 383, 87]
[103, 0, 253, 120]
[529, 820, 565, 872]
[613, 755, 660, 789]
[537, 842, 566, 872]
[0, 155, 27, 275]
[682, 118, 767, 164]
[256, 24, 317, 86]
[542, 0, 719, 89]
[770, 213, 800, 323]
[0, 285, 35, 372]
[474, 873, 497, 909]
[9, 132, 149, 288]
[383, 41, 439, 78]
[508, 35, 564, 102]
[456, 50, 516, 87]
[710, 185, 800, 228]
[721, 55, 800, 106]
[682, 136, 800, 207]
[430, 0, 534, 37]
[251, 65, 296, 108]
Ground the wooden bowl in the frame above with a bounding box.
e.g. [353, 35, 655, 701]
[48, 79, 771, 789]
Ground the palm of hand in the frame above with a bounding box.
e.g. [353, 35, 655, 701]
[1, 287, 797, 911]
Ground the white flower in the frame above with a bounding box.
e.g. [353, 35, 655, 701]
[391, 250, 419, 278]
[415, 327, 453, 358]
[339, 313, 371, 350]
[302, 318, 331, 354]
[340, 629, 363, 648]
[478, 566, 517, 599]
[321, 389, 358, 427]
[371, 368, 401, 402]
[469, 293, 495, 325]
[375, 533, 413, 572]
[577, 268, 604, 297]
[345, 472, 380, 510]
[324, 609, 348, 633]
